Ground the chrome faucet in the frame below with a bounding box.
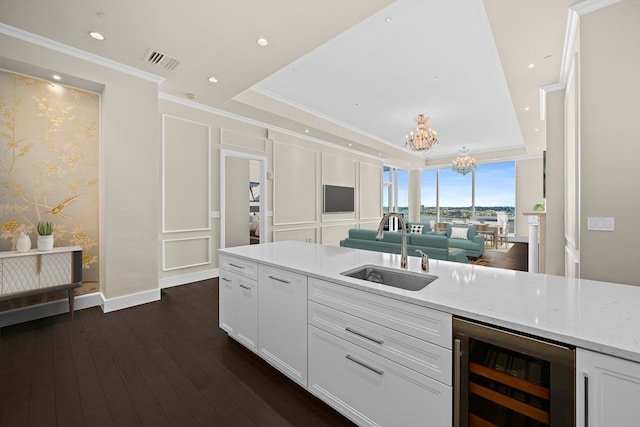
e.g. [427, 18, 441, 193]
[415, 249, 429, 272]
[376, 212, 408, 269]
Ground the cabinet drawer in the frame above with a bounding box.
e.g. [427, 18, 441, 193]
[309, 278, 452, 349]
[308, 325, 451, 427]
[309, 301, 451, 385]
[219, 255, 257, 280]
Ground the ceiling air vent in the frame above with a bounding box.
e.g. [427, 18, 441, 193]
[142, 49, 180, 71]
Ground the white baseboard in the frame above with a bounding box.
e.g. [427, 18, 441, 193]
[1, 271, 221, 326]
[101, 288, 161, 313]
[0, 292, 103, 328]
[158, 268, 219, 289]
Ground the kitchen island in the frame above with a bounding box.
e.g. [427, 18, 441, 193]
[219, 241, 640, 426]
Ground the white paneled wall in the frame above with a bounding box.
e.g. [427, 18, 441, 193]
[273, 142, 318, 225]
[359, 162, 383, 220]
[161, 115, 212, 272]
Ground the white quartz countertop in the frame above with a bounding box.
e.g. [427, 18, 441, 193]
[220, 241, 640, 363]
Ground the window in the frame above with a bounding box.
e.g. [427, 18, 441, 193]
[420, 169, 437, 223]
[439, 167, 472, 222]
[475, 161, 515, 232]
[386, 161, 516, 231]
[396, 169, 409, 221]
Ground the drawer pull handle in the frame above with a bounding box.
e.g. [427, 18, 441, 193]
[345, 327, 384, 345]
[229, 263, 245, 269]
[346, 354, 384, 376]
[268, 275, 291, 284]
[221, 277, 232, 283]
[584, 373, 589, 427]
[239, 284, 251, 290]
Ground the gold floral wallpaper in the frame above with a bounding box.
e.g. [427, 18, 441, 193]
[0, 71, 99, 281]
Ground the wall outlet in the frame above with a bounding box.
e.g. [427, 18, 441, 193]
[587, 217, 614, 231]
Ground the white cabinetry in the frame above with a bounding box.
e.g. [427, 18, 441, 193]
[577, 348, 640, 426]
[258, 265, 308, 387]
[308, 278, 452, 427]
[219, 255, 258, 353]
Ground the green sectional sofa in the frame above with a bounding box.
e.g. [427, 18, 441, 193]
[339, 229, 468, 263]
[443, 223, 485, 258]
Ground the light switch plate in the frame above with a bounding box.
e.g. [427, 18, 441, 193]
[587, 217, 615, 231]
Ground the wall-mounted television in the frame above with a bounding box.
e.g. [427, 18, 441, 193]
[323, 185, 355, 213]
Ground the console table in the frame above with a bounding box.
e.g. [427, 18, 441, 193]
[0, 246, 83, 319]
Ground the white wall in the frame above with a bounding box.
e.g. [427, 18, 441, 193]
[515, 158, 544, 237]
[578, 0, 640, 286]
[545, 89, 565, 276]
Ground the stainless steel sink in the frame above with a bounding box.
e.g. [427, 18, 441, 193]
[340, 265, 438, 291]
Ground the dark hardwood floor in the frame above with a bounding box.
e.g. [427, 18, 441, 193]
[0, 244, 525, 426]
[0, 280, 356, 427]
[479, 242, 528, 271]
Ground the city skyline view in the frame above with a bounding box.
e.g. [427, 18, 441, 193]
[390, 161, 516, 209]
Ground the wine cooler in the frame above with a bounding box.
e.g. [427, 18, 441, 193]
[453, 318, 575, 427]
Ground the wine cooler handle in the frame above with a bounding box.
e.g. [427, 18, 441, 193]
[584, 372, 589, 427]
[454, 338, 462, 427]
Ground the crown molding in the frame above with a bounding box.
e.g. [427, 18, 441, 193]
[159, 92, 385, 162]
[0, 23, 164, 85]
[250, 86, 399, 149]
[559, 0, 623, 86]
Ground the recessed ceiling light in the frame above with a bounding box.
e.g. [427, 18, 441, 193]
[208, 76, 218, 83]
[524, 107, 530, 111]
[256, 37, 268, 46]
[534, 128, 540, 132]
[528, 63, 535, 69]
[385, 17, 392, 23]
[304, 129, 309, 133]
[52, 75, 61, 81]
[89, 31, 105, 41]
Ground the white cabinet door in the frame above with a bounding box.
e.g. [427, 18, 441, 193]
[40, 252, 73, 287]
[577, 348, 640, 426]
[235, 276, 258, 352]
[219, 273, 235, 336]
[258, 265, 307, 387]
[308, 325, 451, 427]
[3, 256, 39, 293]
[219, 270, 258, 353]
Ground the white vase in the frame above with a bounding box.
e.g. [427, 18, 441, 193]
[16, 232, 32, 252]
[37, 234, 54, 251]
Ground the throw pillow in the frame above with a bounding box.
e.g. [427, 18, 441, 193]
[410, 224, 424, 234]
[451, 227, 469, 240]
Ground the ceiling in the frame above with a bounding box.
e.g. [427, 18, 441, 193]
[0, 0, 576, 167]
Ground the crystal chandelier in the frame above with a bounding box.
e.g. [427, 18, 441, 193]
[451, 147, 476, 175]
[405, 114, 438, 153]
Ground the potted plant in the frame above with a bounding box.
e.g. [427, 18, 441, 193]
[37, 221, 54, 250]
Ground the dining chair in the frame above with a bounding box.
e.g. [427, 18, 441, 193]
[435, 222, 448, 233]
[476, 224, 493, 248]
[498, 219, 509, 247]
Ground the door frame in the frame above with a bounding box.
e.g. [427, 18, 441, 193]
[220, 149, 267, 249]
